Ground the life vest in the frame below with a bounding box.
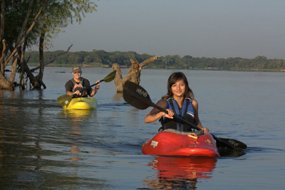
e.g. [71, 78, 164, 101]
[160, 97, 196, 132]
[71, 78, 89, 97]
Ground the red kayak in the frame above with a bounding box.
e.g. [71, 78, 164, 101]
[142, 129, 220, 158]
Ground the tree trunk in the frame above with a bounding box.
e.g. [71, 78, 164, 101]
[8, 56, 18, 83]
[112, 56, 158, 93]
[0, 0, 4, 41]
[0, 40, 14, 90]
[112, 63, 124, 93]
[31, 32, 46, 90]
[0, 0, 6, 85]
[38, 32, 45, 80]
[0, 74, 13, 90]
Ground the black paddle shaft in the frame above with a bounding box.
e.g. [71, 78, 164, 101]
[90, 80, 103, 87]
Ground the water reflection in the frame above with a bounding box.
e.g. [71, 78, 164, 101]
[61, 109, 95, 161]
[112, 92, 123, 102]
[62, 109, 93, 119]
[68, 116, 83, 162]
[0, 93, 107, 189]
[145, 156, 216, 190]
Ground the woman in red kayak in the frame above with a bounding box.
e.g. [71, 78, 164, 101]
[144, 72, 208, 133]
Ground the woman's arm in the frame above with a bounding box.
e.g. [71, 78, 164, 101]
[144, 100, 164, 123]
[144, 110, 165, 123]
[144, 99, 174, 123]
[192, 99, 208, 132]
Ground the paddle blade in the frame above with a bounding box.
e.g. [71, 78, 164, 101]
[217, 137, 247, 149]
[123, 81, 152, 110]
[91, 70, 117, 87]
[57, 94, 72, 106]
[213, 135, 247, 157]
[103, 70, 116, 82]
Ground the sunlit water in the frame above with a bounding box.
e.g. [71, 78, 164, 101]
[1, 68, 284, 190]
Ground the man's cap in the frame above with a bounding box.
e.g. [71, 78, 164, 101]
[72, 66, 82, 73]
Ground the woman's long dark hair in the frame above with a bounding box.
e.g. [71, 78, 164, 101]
[164, 72, 194, 99]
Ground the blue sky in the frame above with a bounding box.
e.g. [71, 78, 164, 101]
[50, 0, 285, 59]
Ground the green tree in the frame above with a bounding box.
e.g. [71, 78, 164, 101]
[0, 0, 96, 90]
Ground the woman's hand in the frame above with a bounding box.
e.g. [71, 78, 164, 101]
[201, 127, 209, 133]
[162, 109, 174, 119]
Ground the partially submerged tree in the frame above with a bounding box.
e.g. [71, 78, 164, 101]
[0, 0, 96, 90]
[112, 56, 159, 93]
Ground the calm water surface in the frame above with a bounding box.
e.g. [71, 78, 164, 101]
[0, 68, 284, 190]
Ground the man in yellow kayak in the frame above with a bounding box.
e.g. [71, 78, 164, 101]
[65, 66, 100, 97]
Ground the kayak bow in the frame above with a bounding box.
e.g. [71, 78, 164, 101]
[63, 97, 96, 110]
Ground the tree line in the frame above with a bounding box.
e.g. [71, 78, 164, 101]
[27, 50, 285, 72]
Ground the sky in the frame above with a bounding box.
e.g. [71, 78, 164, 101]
[50, 0, 285, 59]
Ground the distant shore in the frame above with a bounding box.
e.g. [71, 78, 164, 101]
[27, 50, 285, 72]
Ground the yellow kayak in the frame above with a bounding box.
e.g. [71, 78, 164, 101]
[63, 97, 96, 110]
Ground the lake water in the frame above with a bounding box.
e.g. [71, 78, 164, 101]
[0, 68, 284, 190]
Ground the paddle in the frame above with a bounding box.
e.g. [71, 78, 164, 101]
[57, 70, 116, 106]
[123, 81, 247, 155]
